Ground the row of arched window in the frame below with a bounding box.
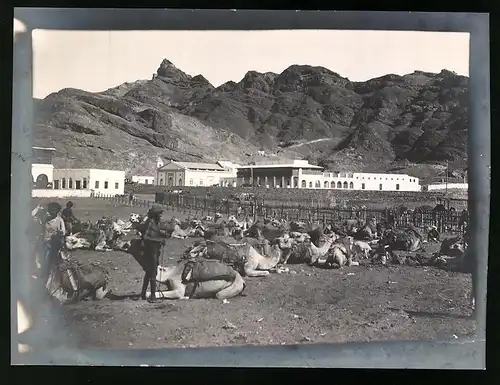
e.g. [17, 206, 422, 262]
[301, 180, 354, 189]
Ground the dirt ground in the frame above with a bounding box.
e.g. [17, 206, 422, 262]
[32, 198, 476, 349]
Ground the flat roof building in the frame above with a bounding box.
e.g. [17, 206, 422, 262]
[236, 160, 421, 192]
[53, 168, 126, 195]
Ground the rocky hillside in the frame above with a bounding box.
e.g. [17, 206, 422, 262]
[34, 59, 468, 178]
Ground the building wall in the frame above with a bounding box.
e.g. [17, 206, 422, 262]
[425, 183, 468, 191]
[89, 169, 125, 195]
[32, 163, 54, 184]
[156, 169, 236, 187]
[156, 170, 186, 187]
[219, 177, 237, 187]
[53, 169, 90, 190]
[185, 170, 234, 187]
[235, 167, 421, 192]
[298, 172, 420, 191]
[132, 175, 155, 185]
[31, 189, 92, 198]
[53, 168, 125, 195]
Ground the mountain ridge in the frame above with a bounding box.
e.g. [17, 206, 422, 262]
[34, 59, 468, 181]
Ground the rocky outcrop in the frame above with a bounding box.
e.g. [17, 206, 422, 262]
[34, 59, 468, 176]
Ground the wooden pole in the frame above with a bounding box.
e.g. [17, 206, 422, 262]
[445, 160, 449, 195]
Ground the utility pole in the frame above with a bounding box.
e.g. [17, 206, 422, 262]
[250, 166, 254, 187]
[445, 160, 449, 195]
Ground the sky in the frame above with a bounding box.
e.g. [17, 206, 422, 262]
[31, 29, 470, 99]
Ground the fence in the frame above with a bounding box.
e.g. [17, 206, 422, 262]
[90, 192, 466, 234]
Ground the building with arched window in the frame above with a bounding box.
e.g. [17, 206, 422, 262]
[234, 160, 421, 192]
[237, 160, 323, 188]
[31, 146, 56, 189]
[156, 159, 239, 187]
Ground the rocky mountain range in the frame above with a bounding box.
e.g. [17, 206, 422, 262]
[34, 59, 468, 180]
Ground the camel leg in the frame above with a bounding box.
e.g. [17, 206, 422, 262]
[95, 286, 110, 300]
[243, 259, 270, 277]
[147, 279, 187, 299]
[147, 289, 186, 299]
[244, 269, 270, 277]
[281, 249, 292, 264]
[216, 274, 245, 299]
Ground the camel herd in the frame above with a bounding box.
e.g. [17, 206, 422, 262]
[30, 203, 470, 305]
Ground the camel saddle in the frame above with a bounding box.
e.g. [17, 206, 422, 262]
[181, 259, 237, 284]
[58, 259, 109, 291]
[205, 242, 250, 267]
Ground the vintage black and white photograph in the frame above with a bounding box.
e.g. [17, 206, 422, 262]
[20, 22, 481, 353]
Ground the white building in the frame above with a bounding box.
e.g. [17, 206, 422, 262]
[52, 168, 126, 195]
[156, 160, 239, 187]
[423, 183, 468, 191]
[131, 175, 155, 185]
[237, 160, 421, 191]
[31, 146, 56, 188]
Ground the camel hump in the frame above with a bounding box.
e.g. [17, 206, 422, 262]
[182, 260, 237, 284]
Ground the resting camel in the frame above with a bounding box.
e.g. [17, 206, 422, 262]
[283, 232, 335, 265]
[245, 221, 286, 242]
[352, 240, 373, 259]
[381, 226, 423, 252]
[46, 259, 110, 304]
[317, 236, 355, 268]
[242, 243, 282, 276]
[195, 239, 282, 277]
[146, 259, 246, 300]
[305, 233, 338, 265]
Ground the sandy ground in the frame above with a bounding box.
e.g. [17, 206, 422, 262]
[31, 198, 476, 349]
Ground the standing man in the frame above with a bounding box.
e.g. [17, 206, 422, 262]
[61, 201, 78, 236]
[128, 191, 134, 206]
[42, 202, 66, 281]
[141, 205, 168, 303]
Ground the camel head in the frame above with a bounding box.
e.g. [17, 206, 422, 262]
[156, 265, 173, 283]
[227, 215, 241, 228]
[171, 217, 182, 226]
